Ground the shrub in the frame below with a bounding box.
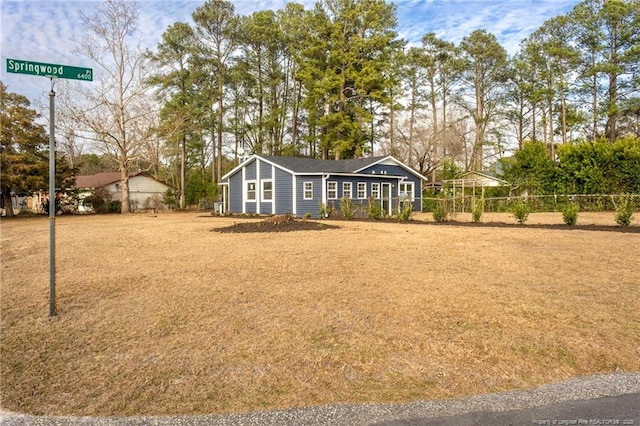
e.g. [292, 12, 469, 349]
[107, 200, 122, 214]
[398, 202, 412, 221]
[368, 199, 384, 220]
[510, 200, 531, 224]
[472, 198, 483, 223]
[303, 212, 312, 221]
[163, 188, 178, 210]
[561, 204, 579, 226]
[613, 194, 635, 227]
[318, 203, 328, 218]
[432, 202, 448, 222]
[339, 197, 354, 219]
[83, 187, 112, 214]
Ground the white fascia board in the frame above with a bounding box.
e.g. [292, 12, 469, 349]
[310, 172, 407, 179]
[220, 154, 259, 182]
[353, 156, 428, 181]
[460, 171, 509, 185]
[254, 155, 297, 175]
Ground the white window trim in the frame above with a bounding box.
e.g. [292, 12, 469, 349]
[246, 180, 257, 202]
[371, 182, 380, 199]
[303, 181, 313, 200]
[262, 180, 273, 202]
[342, 182, 352, 199]
[327, 181, 338, 200]
[357, 182, 366, 199]
[399, 182, 414, 201]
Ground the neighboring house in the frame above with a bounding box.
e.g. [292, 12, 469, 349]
[451, 171, 510, 188]
[219, 155, 428, 218]
[75, 172, 172, 212]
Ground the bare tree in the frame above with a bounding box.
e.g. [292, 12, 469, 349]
[70, 0, 151, 213]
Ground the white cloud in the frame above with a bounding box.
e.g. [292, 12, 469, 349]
[2, 0, 581, 104]
[397, 0, 580, 53]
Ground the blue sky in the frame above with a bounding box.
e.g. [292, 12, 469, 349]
[1, 0, 580, 104]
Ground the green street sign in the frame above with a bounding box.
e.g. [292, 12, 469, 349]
[6, 58, 92, 81]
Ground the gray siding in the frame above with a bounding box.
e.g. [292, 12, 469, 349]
[259, 160, 272, 179]
[326, 175, 396, 198]
[229, 173, 243, 213]
[360, 164, 423, 211]
[259, 160, 274, 214]
[296, 176, 322, 217]
[275, 167, 293, 215]
[245, 160, 257, 180]
[260, 200, 273, 215]
[245, 202, 257, 214]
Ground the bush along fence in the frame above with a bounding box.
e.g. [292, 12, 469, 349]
[423, 193, 640, 214]
[423, 192, 639, 227]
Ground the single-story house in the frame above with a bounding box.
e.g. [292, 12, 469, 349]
[75, 172, 172, 212]
[219, 155, 428, 218]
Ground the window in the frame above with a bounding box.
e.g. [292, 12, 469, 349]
[262, 180, 273, 201]
[357, 182, 366, 199]
[371, 183, 380, 199]
[327, 181, 337, 199]
[399, 182, 414, 200]
[246, 181, 256, 201]
[342, 182, 352, 199]
[303, 182, 313, 200]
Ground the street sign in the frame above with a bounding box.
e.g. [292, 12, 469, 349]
[6, 58, 92, 81]
[5, 58, 93, 316]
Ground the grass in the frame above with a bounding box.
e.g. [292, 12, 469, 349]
[1, 212, 639, 416]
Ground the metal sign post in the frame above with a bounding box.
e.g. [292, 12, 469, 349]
[6, 58, 92, 317]
[49, 82, 56, 316]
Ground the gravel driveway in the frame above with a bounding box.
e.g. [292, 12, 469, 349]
[2, 373, 639, 425]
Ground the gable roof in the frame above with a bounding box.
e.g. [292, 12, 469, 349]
[75, 172, 171, 189]
[260, 155, 385, 174]
[457, 171, 509, 185]
[75, 172, 122, 188]
[222, 155, 427, 181]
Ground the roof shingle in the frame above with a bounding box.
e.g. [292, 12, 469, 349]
[260, 155, 386, 174]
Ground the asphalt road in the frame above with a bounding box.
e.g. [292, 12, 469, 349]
[2, 373, 639, 425]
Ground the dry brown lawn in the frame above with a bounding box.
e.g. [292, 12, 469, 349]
[1, 212, 639, 416]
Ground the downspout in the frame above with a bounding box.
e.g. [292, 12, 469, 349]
[271, 165, 276, 215]
[256, 160, 260, 215]
[222, 184, 227, 214]
[242, 167, 246, 214]
[322, 174, 329, 218]
[292, 174, 297, 217]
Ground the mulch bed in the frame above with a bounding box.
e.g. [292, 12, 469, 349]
[213, 215, 341, 233]
[211, 214, 640, 233]
[421, 220, 640, 233]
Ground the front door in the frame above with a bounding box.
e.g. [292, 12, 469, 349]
[381, 183, 392, 216]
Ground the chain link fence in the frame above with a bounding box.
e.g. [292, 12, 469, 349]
[424, 193, 640, 214]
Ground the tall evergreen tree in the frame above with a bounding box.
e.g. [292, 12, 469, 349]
[0, 82, 74, 216]
[192, 0, 239, 181]
[148, 22, 199, 209]
[569, 0, 640, 142]
[298, 0, 399, 159]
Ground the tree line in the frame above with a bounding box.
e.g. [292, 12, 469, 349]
[1, 0, 639, 213]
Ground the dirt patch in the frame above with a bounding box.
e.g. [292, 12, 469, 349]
[213, 214, 341, 233]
